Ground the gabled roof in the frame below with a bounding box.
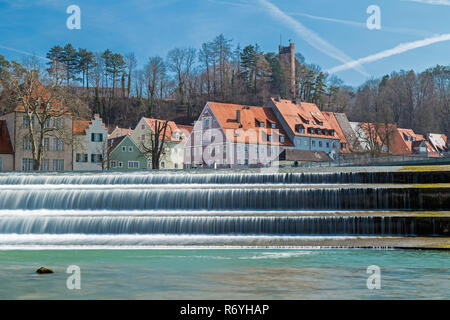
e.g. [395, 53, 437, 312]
[397, 128, 439, 155]
[269, 98, 338, 140]
[109, 127, 133, 139]
[73, 114, 106, 136]
[108, 134, 142, 155]
[73, 120, 91, 135]
[207, 101, 293, 146]
[0, 120, 14, 154]
[142, 118, 185, 142]
[358, 122, 410, 155]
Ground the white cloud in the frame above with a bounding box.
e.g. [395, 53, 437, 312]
[256, 0, 369, 76]
[291, 12, 433, 37]
[326, 33, 450, 74]
[0, 44, 50, 61]
[402, 0, 450, 5]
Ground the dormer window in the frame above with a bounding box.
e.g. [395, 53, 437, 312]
[271, 123, 276, 129]
[259, 122, 265, 128]
[280, 136, 285, 143]
[297, 125, 305, 134]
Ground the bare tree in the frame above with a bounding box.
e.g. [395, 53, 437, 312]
[144, 56, 165, 117]
[140, 119, 169, 170]
[4, 61, 89, 170]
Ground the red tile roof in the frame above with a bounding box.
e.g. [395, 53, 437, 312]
[359, 122, 410, 155]
[207, 101, 293, 146]
[397, 128, 438, 155]
[142, 118, 184, 142]
[0, 120, 14, 154]
[73, 120, 91, 135]
[109, 127, 133, 139]
[269, 98, 338, 139]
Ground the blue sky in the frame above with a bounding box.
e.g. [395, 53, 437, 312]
[1, 0, 449, 86]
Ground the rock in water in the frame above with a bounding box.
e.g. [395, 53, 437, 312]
[36, 267, 54, 274]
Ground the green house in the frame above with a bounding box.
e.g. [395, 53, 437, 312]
[108, 135, 148, 170]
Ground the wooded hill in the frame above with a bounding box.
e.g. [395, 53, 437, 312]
[0, 34, 449, 137]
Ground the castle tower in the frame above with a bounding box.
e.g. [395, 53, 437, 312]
[278, 43, 296, 99]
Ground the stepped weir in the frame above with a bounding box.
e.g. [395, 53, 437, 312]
[0, 167, 449, 248]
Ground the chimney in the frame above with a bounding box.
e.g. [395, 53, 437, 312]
[236, 110, 241, 124]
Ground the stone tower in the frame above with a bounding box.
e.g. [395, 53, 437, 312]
[278, 43, 296, 99]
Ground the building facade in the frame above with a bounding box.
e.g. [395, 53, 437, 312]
[73, 114, 109, 171]
[266, 98, 340, 160]
[0, 120, 14, 171]
[183, 102, 293, 169]
[0, 109, 73, 171]
[108, 135, 148, 171]
[130, 117, 190, 170]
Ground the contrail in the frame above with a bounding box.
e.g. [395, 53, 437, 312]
[326, 33, 450, 74]
[256, 0, 369, 76]
[0, 44, 50, 61]
[402, 0, 450, 6]
[291, 12, 433, 37]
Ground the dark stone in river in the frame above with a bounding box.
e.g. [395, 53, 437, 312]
[36, 267, 54, 274]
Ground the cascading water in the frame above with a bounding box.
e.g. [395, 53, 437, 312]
[0, 168, 448, 248]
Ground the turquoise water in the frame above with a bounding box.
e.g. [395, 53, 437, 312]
[0, 249, 448, 299]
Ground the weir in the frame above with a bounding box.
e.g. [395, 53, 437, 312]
[0, 168, 449, 246]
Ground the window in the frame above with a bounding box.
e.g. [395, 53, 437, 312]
[312, 140, 316, 147]
[319, 141, 322, 147]
[91, 133, 103, 142]
[23, 137, 32, 150]
[40, 159, 49, 171]
[244, 145, 249, 153]
[44, 138, 49, 151]
[23, 116, 29, 128]
[53, 159, 64, 171]
[22, 158, 34, 171]
[128, 146, 134, 152]
[304, 140, 308, 146]
[204, 118, 210, 128]
[118, 161, 123, 168]
[280, 136, 285, 143]
[326, 142, 330, 148]
[122, 146, 126, 152]
[91, 154, 103, 163]
[53, 138, 64, 151]
[110, 161, 117, 169]
[128, 161, 139, 169]
[267, 135, 272, 142]
[76, 154, 88, 163]
[259, 122, 264, 128]
[141, 124, 145, 130]
[161, 161, 165, 169]
[271, 123, 276, 129]
[141, 134, 145, 141]
[340, 143, 346, 149]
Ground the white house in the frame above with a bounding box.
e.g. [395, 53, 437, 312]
[73, 114, 108, 171]
[130, 117, 191, 170]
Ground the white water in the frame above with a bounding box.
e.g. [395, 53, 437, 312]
[0, 170, 446, 248]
